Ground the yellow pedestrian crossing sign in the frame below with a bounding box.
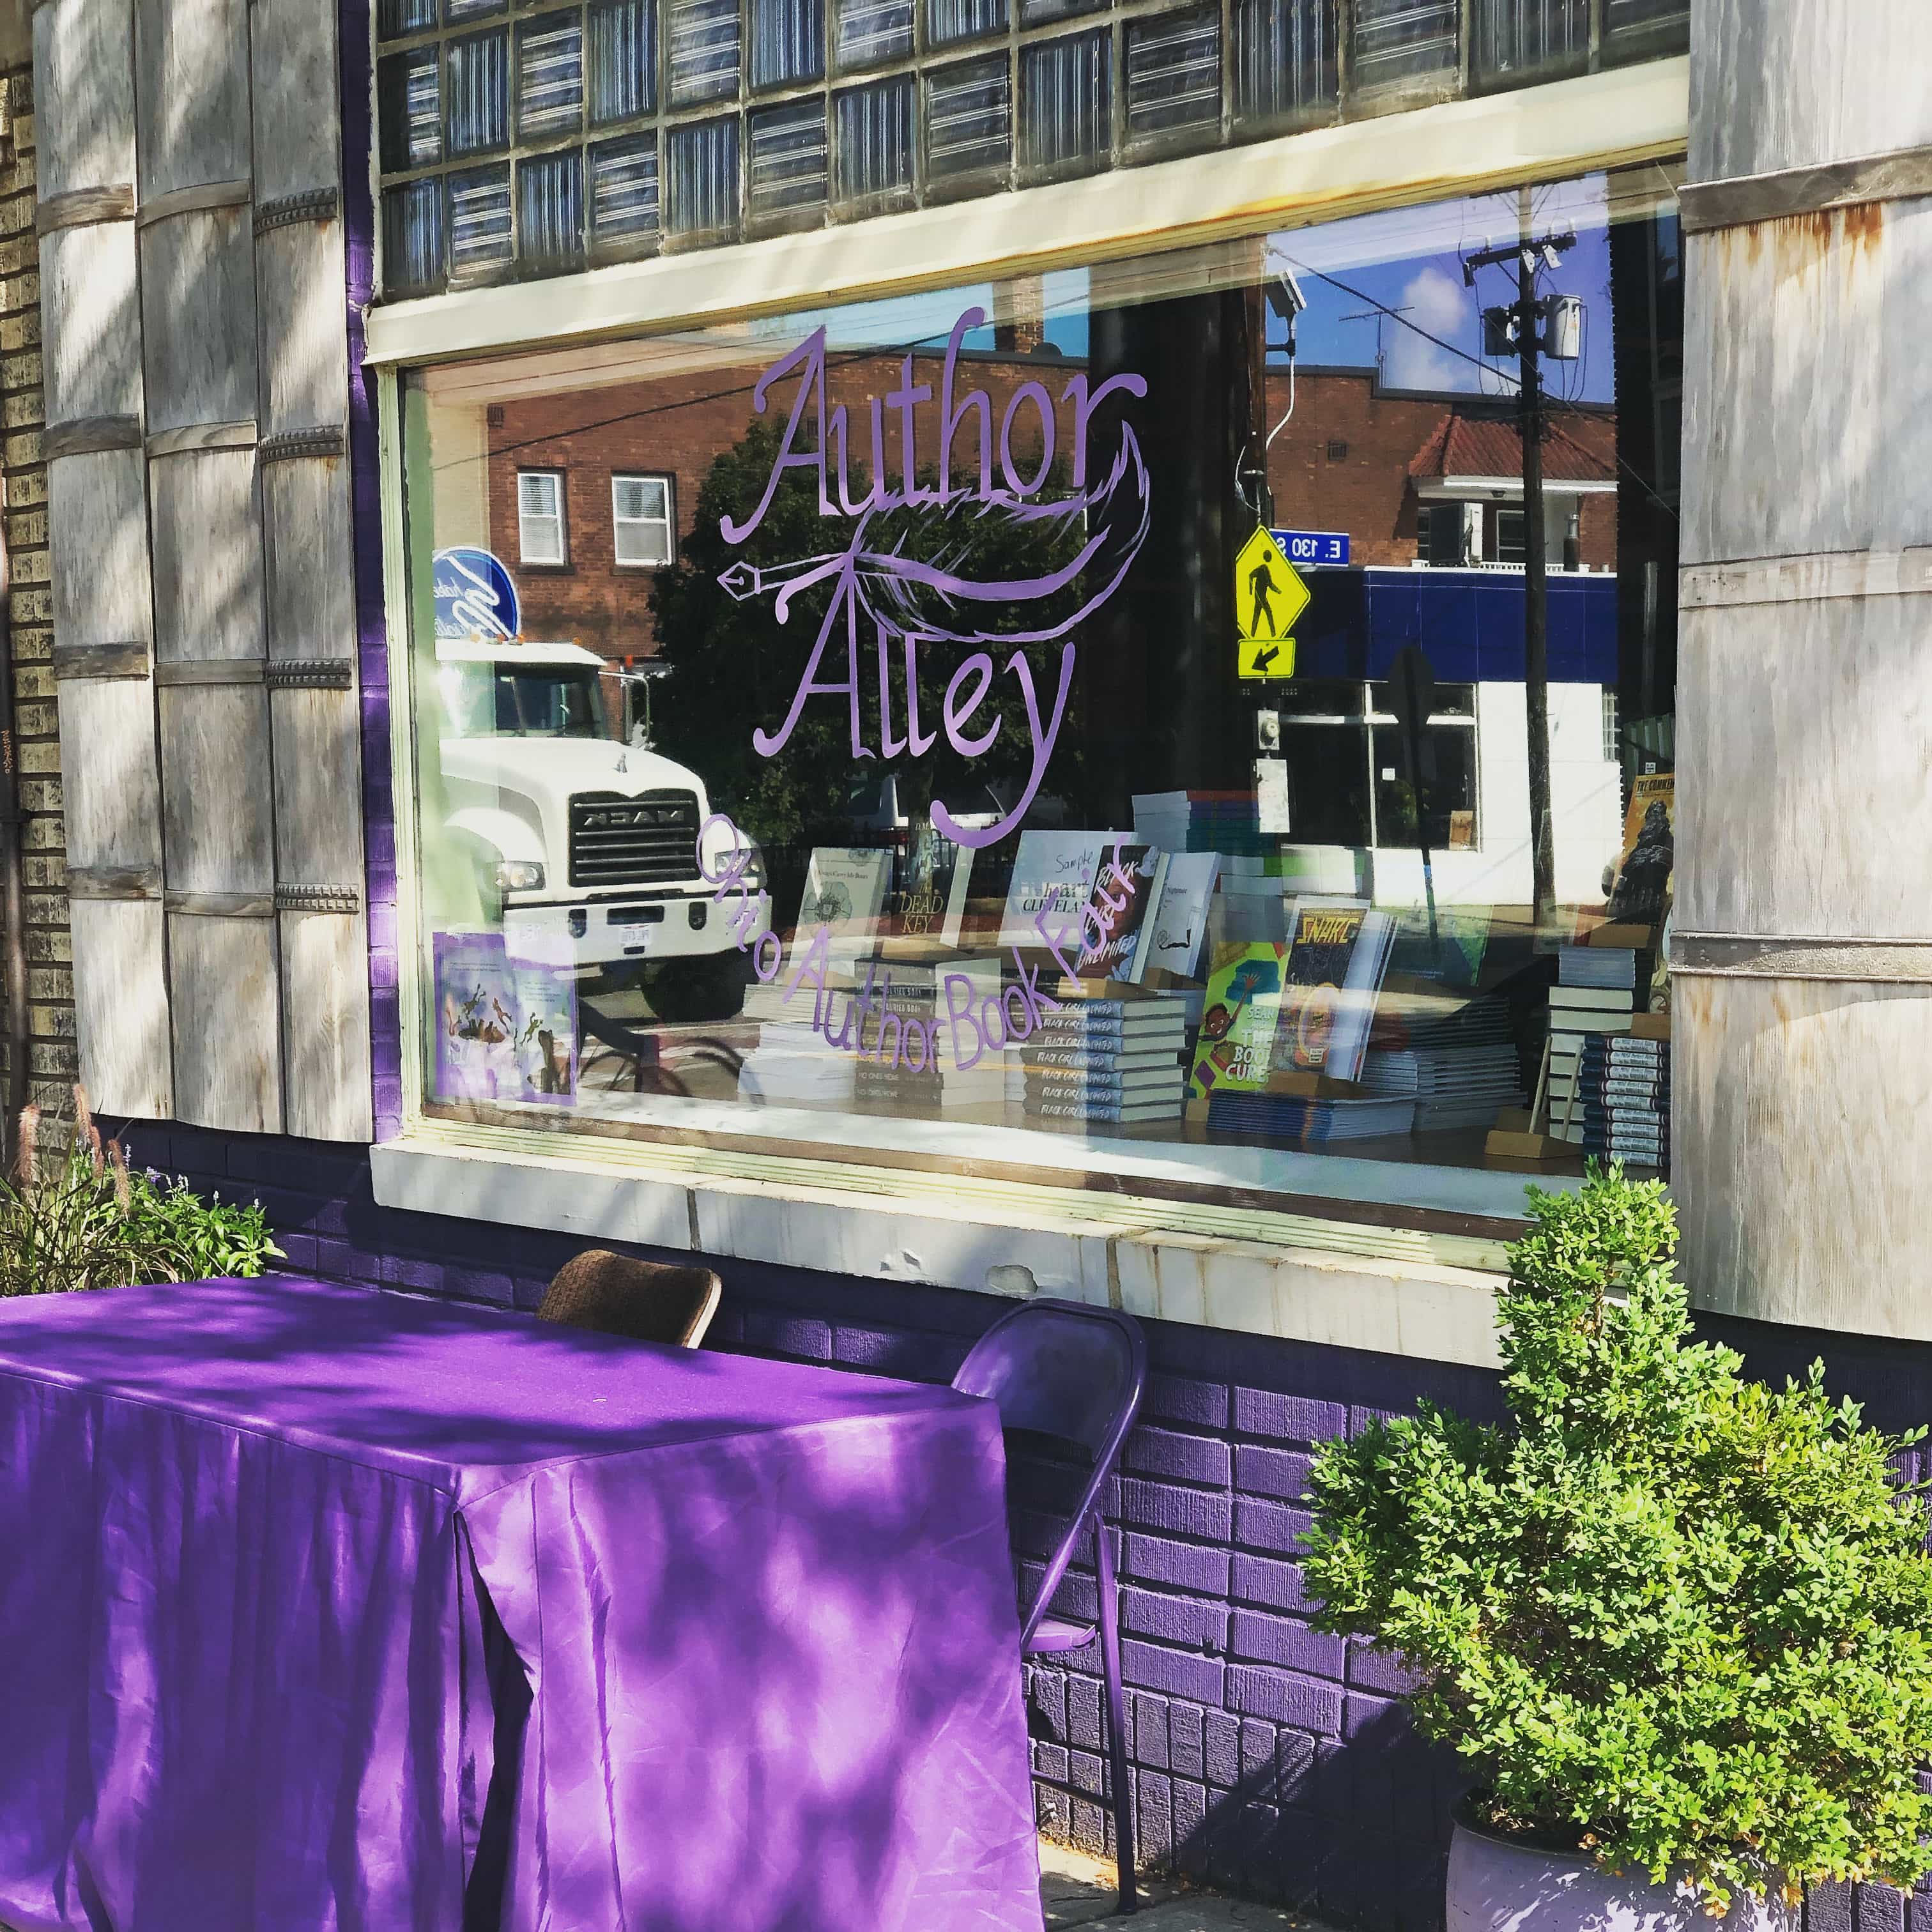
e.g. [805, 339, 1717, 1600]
[1236, 526, 1309, 679]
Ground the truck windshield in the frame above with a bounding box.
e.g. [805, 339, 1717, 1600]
[438, 664, 609, 738]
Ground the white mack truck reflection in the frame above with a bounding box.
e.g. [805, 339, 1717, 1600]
[434, 638, 766, 1020]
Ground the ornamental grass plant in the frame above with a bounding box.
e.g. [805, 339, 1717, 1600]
[0, 1085, 281, 1296]
[1305, 1164, 1932, 1914]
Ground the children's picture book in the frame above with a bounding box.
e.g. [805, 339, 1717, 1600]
[1187, 943, 1287, 1100]
[1143, 852, 1220, 981]
[433, 930, 578, 1105]
[1272, 900, 1397, 1085]
[1075, 843, 1170, 982]
[999, 832, 1117, 951]
[1608, 772, 1675, 926]
[893, 827, 974, 947]
[798, 847, 893, 963]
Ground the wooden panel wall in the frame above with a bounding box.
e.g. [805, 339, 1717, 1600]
[34, 0, 371, 1138]
[1675, 0, 1932, 1333]
[37, 0, 171, 1121]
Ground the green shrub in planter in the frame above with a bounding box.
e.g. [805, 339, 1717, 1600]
[1304, 1163, 1932, 1914]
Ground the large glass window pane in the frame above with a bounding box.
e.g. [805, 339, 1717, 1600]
[519, 150, 586, 267]
[589, 0, 659, 121]
[748, 98, 829, 217]
[397, 166, 1683, 1195]
[379, 49, 443, 170]
[667, 116, 740, 231]
[926, 0, 1006, 51]
[926, 56, 1009, 180]
[447, 162, 512, 275]
[668, 0, 742, 103]
[834, 75, 914, 206]
[446, 29, 510, 154]
[1352, 0, 1456, 89]
[517, 13, 585, 138]
[1232, 0, 1334, 125]
[1126, 9, 1220, 144]
[751, 0, 826, 88]
[835, 0, 912, 70]
[590, 132, 663, 244]
[379, 0, 438, 40]
[1020, 30, 1110, 171]
[1474, 0, 1588, 83]
[382, 178, 445, 291]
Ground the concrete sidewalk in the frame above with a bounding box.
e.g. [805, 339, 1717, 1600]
[1040, 1839, 1312, 1929]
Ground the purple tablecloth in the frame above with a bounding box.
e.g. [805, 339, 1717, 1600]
[0, 1276, 1043, 1931]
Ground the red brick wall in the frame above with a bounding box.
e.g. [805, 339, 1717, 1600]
[484, 356, 1618, 668]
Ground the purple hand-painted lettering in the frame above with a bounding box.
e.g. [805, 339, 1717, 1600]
[719, 307, 1151, 849]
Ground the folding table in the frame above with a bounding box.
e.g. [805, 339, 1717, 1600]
[0, 1275, 1043, 1931]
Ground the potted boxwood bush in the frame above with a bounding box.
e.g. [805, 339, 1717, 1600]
[1305, 1165, 1932, 1931]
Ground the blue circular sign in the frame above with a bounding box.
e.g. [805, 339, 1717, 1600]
[432, 546, 521, 641]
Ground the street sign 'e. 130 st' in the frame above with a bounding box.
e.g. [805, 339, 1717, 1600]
[1271, 530, 1350, 567]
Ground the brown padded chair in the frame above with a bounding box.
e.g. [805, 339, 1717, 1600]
[536, 1249, 723, 1348]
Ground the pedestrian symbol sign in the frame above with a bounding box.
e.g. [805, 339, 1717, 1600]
[1235, 526, 1309, 680]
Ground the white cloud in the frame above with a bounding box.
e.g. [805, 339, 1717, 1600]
[1382, 265, 1475, 393]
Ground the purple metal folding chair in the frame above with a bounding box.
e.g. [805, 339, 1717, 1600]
[953, 1296, 1148, 1914]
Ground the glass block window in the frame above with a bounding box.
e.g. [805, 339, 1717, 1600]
[749, 98, 829, 216]
[588, 0, 657, 121]
[1352, 0, 1457, 88]
[751, 0, 825, 88]
[668, 0, 742, 103]
[1020, 30, 1110, 171]
[1232, 0, 1335, 124]
[590, 132, 662, 244]
[835, 75, 914, 203]
[382, 178, 445, 291]
[1606, 0, 1689, 48]
[446, 30, 510, 154]
[518, 14, 585, 137]
[926, 0, 1006, 51]
[448, 162, 513, 275]
[1475, 0, 1588, 80]
[520, 148, 587, 264]
[379, 0, 436, 38]
[1020, 0, 1101, 27]
[926, 56, 1009, 180]
[379, 49, 443, 171]
[834, 0, 911, 70]
[1126, 8, 1219, 142]
[613, 474, 677, 564]
[518, 470, 568, 563]
[668, 116, 740, 232]
[445, 0, 505, 24]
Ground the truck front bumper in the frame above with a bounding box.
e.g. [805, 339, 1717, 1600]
[503, 889, 770, 970]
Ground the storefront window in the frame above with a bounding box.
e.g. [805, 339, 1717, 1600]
[399, 165, 1682, 1200]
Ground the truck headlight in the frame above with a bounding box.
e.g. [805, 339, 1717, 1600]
[493, 859, 546, 893]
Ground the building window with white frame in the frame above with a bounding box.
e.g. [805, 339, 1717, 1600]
[612, 473, 677, 566]
[517, 470, 568, 564]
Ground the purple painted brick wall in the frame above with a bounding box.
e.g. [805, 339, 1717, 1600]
[114, 1119, 1932, 1932]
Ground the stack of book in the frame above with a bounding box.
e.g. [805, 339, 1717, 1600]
[1579, 1032, 1670, 1172]
[850, 957, 1003, 1118]
[1017, 991, 1188, 1128]
[1131, 790, 1272, 857]
[1206, 1088, 1416, 1143]
[1547, 947, 1639, 1144]
[736, 982, 854, 1107]
[1358, 993, 1525, 1132]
